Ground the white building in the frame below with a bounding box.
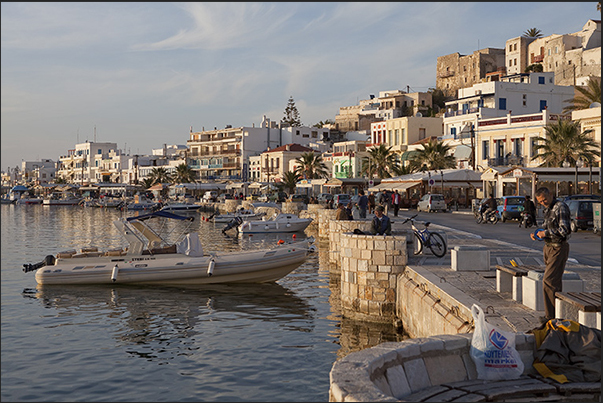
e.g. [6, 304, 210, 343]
[442, 72, 575, 164]
[57, 141, 120, 185]
[20, 159, 56, 185]
[187, 116, 329, 182]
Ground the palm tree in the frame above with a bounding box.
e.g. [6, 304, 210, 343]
[523, 28, 542, 38]
[147, 167, 173, 186]
[531, 119, 598, 167]
[408, 139, 456, 172]
[360, 144, 400, 179]
[172, 163, 196, 183]
[141, 177, 155, 189]
[562, 76, 602, 114]
[294, 152, 329, 179]
[281, 171, 301, 194]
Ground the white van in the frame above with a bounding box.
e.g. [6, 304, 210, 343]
[202, 191, 218, 202]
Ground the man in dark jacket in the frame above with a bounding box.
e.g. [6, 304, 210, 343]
[522, 195, 537, 227]
[370, 205, 391, 235]
[531, 187, 571, 324]
[357, 190, 368, 219]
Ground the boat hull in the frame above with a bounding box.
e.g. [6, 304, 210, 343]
[238, 220, 312, 233]
[34, 242, 310, 285]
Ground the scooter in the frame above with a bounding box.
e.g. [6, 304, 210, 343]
[520, 211, 536, 228]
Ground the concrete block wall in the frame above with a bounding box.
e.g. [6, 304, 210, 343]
[299, 204, 323, 230]
[318, 209, 339, 239]
[281, 201, 305, 215]
[329, 333, 537, 402]
[328, 220, 373, 266]
[396, 266, 474, 338]
[339, 232, 408, 324]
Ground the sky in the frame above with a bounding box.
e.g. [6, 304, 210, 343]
[1, 2, 599, 172]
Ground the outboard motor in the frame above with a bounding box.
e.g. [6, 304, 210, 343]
[23, 255, 55, 273]
[223, 216, 243, 233]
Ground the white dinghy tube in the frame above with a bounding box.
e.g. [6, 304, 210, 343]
[111, 264, 119, 282]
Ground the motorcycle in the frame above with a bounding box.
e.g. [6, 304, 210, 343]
[520, 211, 536, 228]
[475, 206, 500, 224]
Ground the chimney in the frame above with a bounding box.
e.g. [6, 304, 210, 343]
[286, 144, 290, 151]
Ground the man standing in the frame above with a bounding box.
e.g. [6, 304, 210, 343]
[391, 190, 401, 217]
[357, 190, 368, 219]
[368, 192, 376, 214]
[370, 205, 391, 235]
[530, 187, 571, 323]
[335, 203, 349, 220]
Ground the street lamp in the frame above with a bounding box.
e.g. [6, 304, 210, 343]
[575, 158, 584, 195]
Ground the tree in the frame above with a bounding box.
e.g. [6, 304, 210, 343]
[281, 171, 301, 194]
[312, 120, 334, 128]
[562, 76, 602, 115]
[141, 177, 155, 189]
[282, 96, 302, 127]
[531, 119, 598, 167]
[294, 152, 329, 179]
[522, 28, 542, 38]
[525, 63, 543, 73]
[172, 163, 196, 183]
[147, 167, 173, 186]
[360, 144, 400, 179]
[408, 139, 456, 172]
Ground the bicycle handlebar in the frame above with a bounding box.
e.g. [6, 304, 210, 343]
[401, 214, 418, 224]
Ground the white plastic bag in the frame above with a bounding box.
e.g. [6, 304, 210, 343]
[470, 304, 524, 380]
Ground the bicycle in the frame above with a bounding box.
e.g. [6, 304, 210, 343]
[401, 214, 447, 258]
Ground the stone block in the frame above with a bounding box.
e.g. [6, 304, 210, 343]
[385, 365, 411, 399]
[402, 358, 431, 392]
[451, 246, 490, 271]
[522, 270, 584, 312]
[424, 354, 467, 385]
[496, 269, 525, 302]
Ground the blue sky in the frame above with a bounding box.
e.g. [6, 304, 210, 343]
[1, 2, 599, 171]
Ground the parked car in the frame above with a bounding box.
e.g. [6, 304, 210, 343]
[317, 193, 333, 204]
[497, 196, 525, 222]
[567, 199, 596, 232]
[416, 193, 446, 213]
[561, 194, 601, 202]
[257, 194, 269, 202]
[270, 191, 288, 203]
[333, 194, 351, 207]
[202, 191, 218, 202]
[288, 194, 309, 204]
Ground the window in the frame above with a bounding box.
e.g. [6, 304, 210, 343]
[514, 43, 517, 51]
[482, 140, 489, 159]
[539, 100, 547, 111]
[499, 98, 507, 110]
[451, 127, 457, 137]
[523, 94, 527, 106]
[514, 59, 517, 66]
[530, 138, 538, 158]
[419, 128, 426, 140]
[514, 138, 523, 156]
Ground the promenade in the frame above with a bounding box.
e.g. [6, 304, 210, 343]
[389, 208, 601, 333]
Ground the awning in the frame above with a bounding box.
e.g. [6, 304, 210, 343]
[324, 178, 367, 187]
[400, 150, 420, 161]
[148, 183, 168, 191]
[226, 182, 248, 189]
[369, 182, 420, 192]
[454, 145, 472, 160]
[481, 171, 498, 181]
[248, 182, 266, 189]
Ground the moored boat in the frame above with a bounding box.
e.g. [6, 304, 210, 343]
[23, 210, 314, 285]
[233, 213, 312, 234]
[43, 192, 83, 206]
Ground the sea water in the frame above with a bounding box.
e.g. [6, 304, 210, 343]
[1, 204, 404, 402]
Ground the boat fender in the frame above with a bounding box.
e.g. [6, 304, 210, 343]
[111, 265, 119, 282]
[286, 223, 291, 228]
[207, 258, 215, 276]
[265, 225, 269, 230]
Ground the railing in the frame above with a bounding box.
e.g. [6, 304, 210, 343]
[488, 156, 524, 166]
[444, 107, 479, 118]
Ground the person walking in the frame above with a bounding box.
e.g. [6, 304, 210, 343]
[368, 192, 376, 214]
[522, 195, 537, 227]
[530, 187, 571, 324]
[391, 190, 401, 217]
[357, 190, 368, 219]
[370, 205, 391, 235]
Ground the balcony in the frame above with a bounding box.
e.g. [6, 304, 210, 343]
[488, 156, 524, 167]
[438, 70, 455, 79]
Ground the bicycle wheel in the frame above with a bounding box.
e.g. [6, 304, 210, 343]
[413, 232, 423, 255]
[427, 232, 447, 258]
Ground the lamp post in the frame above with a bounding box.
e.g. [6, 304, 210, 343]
[562, 159, 571, 195]
[575, 158, 584, 195]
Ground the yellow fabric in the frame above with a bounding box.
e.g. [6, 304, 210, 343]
[531, 318, 582, 383]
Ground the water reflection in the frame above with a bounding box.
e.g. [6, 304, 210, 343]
[23, 282, 315, 360]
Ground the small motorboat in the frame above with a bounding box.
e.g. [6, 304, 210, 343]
[233, 213, 313, 234]
[24, 210, 315, 285]
[159, 202, 201, 212]
[43, 192, 83, 206]
[212, 208, 266, 223]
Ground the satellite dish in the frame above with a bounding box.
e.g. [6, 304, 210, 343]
[589, 102, 601, 108]
[415, 112, 423, 117]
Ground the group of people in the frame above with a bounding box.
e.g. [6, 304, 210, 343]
[335, 189, 391, 236]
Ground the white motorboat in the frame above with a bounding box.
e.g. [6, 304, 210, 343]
[159, 202, 201, 212]
[24, 210, 315, 285]
[15, 194, 44, 205]
[212, 208, 266, 223]
[43, 192, 83, 206]
[234, 213, 312, 234]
